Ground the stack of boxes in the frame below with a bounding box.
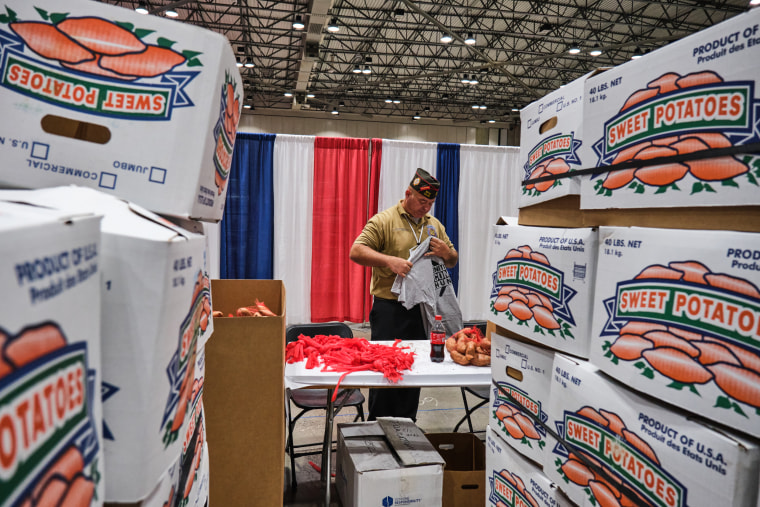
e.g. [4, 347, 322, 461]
[0, 0, 242, 505]
[486, 7, 760, 507]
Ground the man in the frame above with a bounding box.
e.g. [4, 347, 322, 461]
[349, 168, 458, 420]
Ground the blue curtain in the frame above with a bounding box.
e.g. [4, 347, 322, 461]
[435, 143, 460, 293]
[220, 133, 276, 279]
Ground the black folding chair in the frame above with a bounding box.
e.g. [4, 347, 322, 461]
[284, 322, 365, 489]
[452, 321, 490, 433]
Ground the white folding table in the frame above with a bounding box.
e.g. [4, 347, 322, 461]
[285, 339, 492, 507]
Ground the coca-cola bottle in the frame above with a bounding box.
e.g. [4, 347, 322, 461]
[430, 315, 445, 363]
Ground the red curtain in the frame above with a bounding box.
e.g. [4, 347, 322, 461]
[365, 139, 383, 321]
[310, 137, 371, 322]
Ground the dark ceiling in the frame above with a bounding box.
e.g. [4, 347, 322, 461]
[97, 0, 753, 126]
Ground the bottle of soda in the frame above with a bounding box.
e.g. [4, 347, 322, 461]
[430, 315, 445, 363]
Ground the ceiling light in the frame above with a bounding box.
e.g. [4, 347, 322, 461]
[244, 58, 254, 68]
[165, 8, 178, 17]
[479, 105, 487, 110]
[385, 97, 393, 103]
[352, 64, 362, 74]
[292, 15, 305, 30]
[339, 101, 345, 107]
[472, 104, 479, 109]
[568, 42, 581, 55]
[243, 104, 251, 109]
[327, 17, 340, 33]
[236, 58, 243, 68]
[440, 33, 453, 43]
[284, 92, 293, 97]
[331, 108, 339, 115]
[469, 75, 479, 85]
[589, 44, 603, 57]
[135, 2, 148, 14]
[464, 33, 476, 45]
[307, 93, 315, 98]
[413, 113, 421, 120]
[488, 119, 495, 123]
[362, 57, 372, 74]
[393, 99, 400, 104]
[631, 46, 643, 59]
[461, 74, 470, 84]
[751, 0, 760, 5]
[362, 65, 371, 74]
[511, 108, 519, 112]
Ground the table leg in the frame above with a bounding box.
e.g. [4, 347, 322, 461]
[322, 387, 334, 506]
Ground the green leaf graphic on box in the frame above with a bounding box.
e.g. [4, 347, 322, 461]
[116, 21, 134, 32]
[134, 28, 155, 39]
[634, 183, 645, 194]
[522, 437, 532, 448]
[585, 487, 597, 505]
[721, 178, 740, 188]
[534, 325, 544, 335]
[157, 36, 177, 48]
[714, 396, 749, 418]
[187, 58, 202, 67]
[692, 182, 705, 194]
[605, 188, 613, 197]
[539, 440, 545, 450]
[49, 12, 68, 24]
[33, 7, 47, 19]
[666, 381, 701, 396]
[0, 5, 17, 23]
[704, 183, 716, 193]
[654, 185, 668, 194]
[748, 172, 759, 186]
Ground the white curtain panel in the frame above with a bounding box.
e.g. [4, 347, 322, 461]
[273, 134, 315, 325]
[376, 139, 438, 214]
[458, 144, 521, 322]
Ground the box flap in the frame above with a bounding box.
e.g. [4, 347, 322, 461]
[377, 418, 445, 467]
[345, 437, 401, 473]
[495, 216, 518, 225]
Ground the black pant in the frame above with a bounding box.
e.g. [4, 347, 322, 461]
[367, 297, 426, 421]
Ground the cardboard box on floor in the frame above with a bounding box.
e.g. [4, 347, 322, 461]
[0, 0, 242, 222]
[204, 279, 285, 507]
[426, 433, 486, 507]
[336, 418, 445, 507]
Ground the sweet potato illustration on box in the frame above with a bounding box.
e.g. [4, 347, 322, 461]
[161, 269, 210, 446]
[0, 322, 101, 506]
[493, 382, 547, 452]
[213, 76, 240, 196]
[490, 245, 578, 340]
[599, 260, 760, 415]
[553, 406, 676, 507]
[0, 5, 206, 121]
[490, 468, 543, 507]
[590, 70, 759, 197]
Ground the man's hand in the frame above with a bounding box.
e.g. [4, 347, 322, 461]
[425, 237, 458, 268]
[388, 256, 413, 277]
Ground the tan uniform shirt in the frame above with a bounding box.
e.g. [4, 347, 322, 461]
[353, 200, 456, 300]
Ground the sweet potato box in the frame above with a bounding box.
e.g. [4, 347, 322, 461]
[0, 0, 242, 222]
[590, 226, 760, 439]
[580, 8, 760, 209]
[0, 186, 213, 502]
[0, 199, 104, 505]
[519, 70, 604, 208]
[487, 217, 598, 358]
[546, 354, 759, 507]
[488, 327, 555, 467]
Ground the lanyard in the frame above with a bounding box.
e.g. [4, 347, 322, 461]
[404, 216, 423, 246]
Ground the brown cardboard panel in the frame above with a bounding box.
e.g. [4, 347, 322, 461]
[518, 195, 585, 228]
[425, 433, 485, 507]
[518, 195, 760, 232]
[205, 280, 286, 507]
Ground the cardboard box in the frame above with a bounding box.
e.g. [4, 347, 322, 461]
[204, 279, 285, 507]
[545, 354, 760, 507]
[0, 186, 213, 501]
[488, 330, 555, 467]
[486, 426, 569, 507]
[0, 0, 242, 221]
[579, 8, 760, 210]
[426, 433, 486, 507]
[0, 199, 104, 505]
[336, 418, 445, 507]
[519, 70, 605, 208]
[487, 217, 598, 357]
[589, 225, 760, 438]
